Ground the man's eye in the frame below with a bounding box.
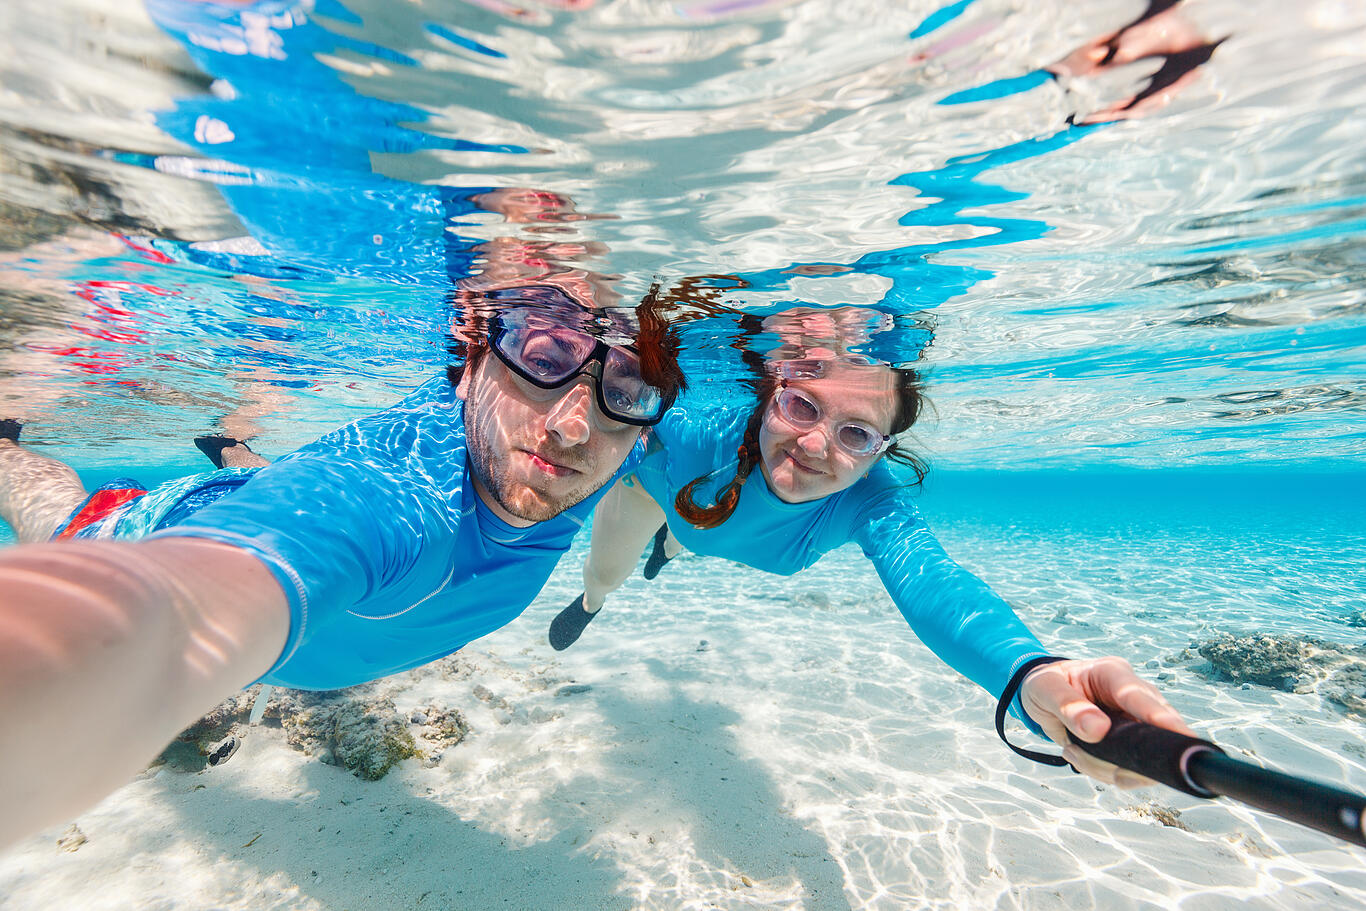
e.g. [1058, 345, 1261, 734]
[518, 338, 572, 375]
[605, 385, 636, 409]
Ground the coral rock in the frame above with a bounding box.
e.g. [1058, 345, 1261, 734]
[1197, 633, 1366, 716]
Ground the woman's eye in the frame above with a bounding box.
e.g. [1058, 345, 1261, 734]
[841, 426, 873, 449]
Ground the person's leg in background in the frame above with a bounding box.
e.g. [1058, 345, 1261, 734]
[0, 422, 88, 543]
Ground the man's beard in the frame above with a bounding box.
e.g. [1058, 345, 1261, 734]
[464, 392, 600, 524]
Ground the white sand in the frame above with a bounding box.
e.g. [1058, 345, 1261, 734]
[3, 536, 1365, 911]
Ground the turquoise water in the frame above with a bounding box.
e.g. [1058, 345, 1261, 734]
[1, 0, 1365, 907]
[1, 0, 1362, 471]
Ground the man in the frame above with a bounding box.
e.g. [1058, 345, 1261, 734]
[0, 289, 685, 850]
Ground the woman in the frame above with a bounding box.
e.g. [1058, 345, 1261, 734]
[550, 332, 1192, 785]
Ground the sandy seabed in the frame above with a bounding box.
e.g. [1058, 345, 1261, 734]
[3, 526, 1365, 911]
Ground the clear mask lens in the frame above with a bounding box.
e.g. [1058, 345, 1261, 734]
[498, 325, 596, 384]
[491, 312, 668, 425]
[776, 387, 887, 457]
[601, 347, 662, 422]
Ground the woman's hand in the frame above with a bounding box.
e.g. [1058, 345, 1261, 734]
[1020, 656, 1195, 788]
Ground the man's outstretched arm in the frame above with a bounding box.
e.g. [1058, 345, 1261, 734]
[0, 537, 289, 851]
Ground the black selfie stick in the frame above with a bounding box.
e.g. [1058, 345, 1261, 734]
[1073, 713, 1366, 848]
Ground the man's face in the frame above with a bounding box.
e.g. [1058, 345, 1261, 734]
[457, 349, 642, 526]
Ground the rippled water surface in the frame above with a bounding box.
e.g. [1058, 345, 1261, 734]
[1, 0, 1365, 908]
[1, 0, 1363, 469]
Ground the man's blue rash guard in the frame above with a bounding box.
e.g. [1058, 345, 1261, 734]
[146, 377, 643, 691]
[634, 399, 1050, 728]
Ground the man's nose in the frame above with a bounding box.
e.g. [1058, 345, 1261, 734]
[544, 379, 594, 447]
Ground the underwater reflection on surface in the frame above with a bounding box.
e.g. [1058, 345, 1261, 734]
[6, 0, 1361, 470]
[0, 0, 1365, 907]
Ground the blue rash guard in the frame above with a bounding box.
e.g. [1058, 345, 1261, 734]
[633, 398, 1050, 725]
[130, 377, 641, 690]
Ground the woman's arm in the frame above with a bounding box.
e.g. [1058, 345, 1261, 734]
[851, 480, 1193, 784]
[0, 536, 289, 850]
[854, 491, 1050, 708]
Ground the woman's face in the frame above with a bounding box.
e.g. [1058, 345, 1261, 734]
[758, 360, 899, 504]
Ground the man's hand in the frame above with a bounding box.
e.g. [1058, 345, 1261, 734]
[1020, 656, 1195, 787]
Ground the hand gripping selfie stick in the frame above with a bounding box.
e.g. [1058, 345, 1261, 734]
[997, 658, 1366, 848]
[1074, 713, 1366, 848]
